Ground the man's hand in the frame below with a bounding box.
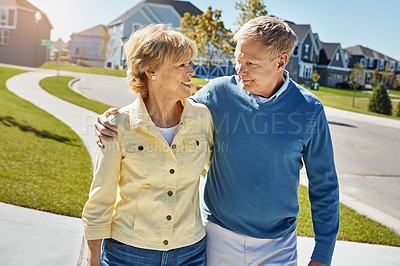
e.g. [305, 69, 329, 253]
[95, 108, 119, 149]
[308, 260, 327, 266]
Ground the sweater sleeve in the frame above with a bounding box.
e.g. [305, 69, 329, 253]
[303, 109, 340, 266]
[82, 117, 122, 240]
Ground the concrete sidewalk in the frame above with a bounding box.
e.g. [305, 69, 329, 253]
[2, 71, 400, 265]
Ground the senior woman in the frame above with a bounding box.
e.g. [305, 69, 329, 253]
[82, 24, 213, 266]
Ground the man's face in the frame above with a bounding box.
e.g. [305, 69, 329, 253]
[234, 38, 280, 97]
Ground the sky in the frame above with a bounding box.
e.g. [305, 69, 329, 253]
[28, 0, 400, 60]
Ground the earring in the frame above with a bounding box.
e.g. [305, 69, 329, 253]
[151, 75, 157, 80]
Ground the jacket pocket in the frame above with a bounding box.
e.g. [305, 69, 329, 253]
[122, 140, 159, 178]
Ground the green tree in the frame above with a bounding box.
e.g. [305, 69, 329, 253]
[180, 6, 233, 80]
[371, 68, 380, 87]
[312, 69, 320, 83]
[395, 74, 400, 89]
[368, 82, 392, 115]
[396, 102, 400, 118]
[381, 63, 395, 88]
[349, 62, 365, 107]
[311, 69, 320, 90]
[234, 0, 268, 27]
[99, 26, 116, 69]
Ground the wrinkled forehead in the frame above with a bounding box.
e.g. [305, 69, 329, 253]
[234, 39, 269, 61]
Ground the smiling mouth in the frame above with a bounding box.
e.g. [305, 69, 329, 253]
[241, 80, 253, 85]
[181, 82, 191, 88]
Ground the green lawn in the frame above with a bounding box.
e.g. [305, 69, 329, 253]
[40, 62, 126, 77]
[297, 186, 400, 246]
[0, 66, 92, 217]
[308, 86, 400, 120]
[39, 76, 112, 114]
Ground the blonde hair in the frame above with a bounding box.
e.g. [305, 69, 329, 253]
[124, 24, 197, 96]
[233, 16, 297, 60]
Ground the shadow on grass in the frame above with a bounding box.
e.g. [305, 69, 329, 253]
[0, 115, 76, 145]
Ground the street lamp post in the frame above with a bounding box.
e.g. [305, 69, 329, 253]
[34, 11, 42, 67]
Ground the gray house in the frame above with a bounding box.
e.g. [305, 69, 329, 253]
[285, 22, 319, 85]
[69, 24, 106, 67]
[344, 45, 400, 86]
[105, 0, 202, 69]
[0, 0, 52, 67]
[316, 42, 349, 87]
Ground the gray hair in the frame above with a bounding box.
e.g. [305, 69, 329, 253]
[233, 16, 298, 59]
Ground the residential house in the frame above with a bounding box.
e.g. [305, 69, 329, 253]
[105, 0, 202, 69]
[285, 21, 319, 85]
[69, 24, 106, 68]
[316, 42, 349, 87]
[0, 0, 52, 67]
[285, 21, 349, 88]
[344, 45, 400, 87]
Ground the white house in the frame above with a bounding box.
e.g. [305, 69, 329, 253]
[105, 0, 202, 69]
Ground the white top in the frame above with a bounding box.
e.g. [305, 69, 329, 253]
[157, 124, 179, 146]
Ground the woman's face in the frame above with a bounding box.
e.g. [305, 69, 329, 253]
[154, 60, 196, 100]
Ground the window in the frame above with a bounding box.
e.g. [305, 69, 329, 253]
[302, 64, 313, 79]
[397, 63, 400, 71]
[390, 61, 395, 70]
[336, 52, 339, 61]
[360, 58, 366, 67]
[0, 8, 7, 25]
[380, 60, 385, 70]
[369, 59, 374, 68]
[0, 8, 16, 28]
[305, 44, 309, 53]
[131, 23, 142, 33]
[0, 29, 10, 45]
[292, 45, 298, 56]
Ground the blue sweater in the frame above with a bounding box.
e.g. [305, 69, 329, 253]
[191, 75, 339, 265]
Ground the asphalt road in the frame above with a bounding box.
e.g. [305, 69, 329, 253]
[73, 75, 400, 222]
[328, 116, 400, 220]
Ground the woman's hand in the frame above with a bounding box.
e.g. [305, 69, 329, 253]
[87, 239, 102, 266]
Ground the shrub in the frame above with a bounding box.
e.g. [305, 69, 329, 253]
[396, 102, 400, 118]
[368, 83, 392, 115]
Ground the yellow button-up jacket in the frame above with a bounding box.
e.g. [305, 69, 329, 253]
[82, 96, 214, 251]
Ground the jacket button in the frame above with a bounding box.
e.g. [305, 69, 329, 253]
[164, 240, 169, 245]
[172, 144, 176, 149]
[166, 215, 172, 220]
[170, 169, 175, 174]
[138, 146, 144, 151]
[167, 191, 173, 196]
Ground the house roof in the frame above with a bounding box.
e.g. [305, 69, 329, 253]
[2, 0, 54, 28]
[71, 24, 105, 37]
[110, 0, 203, 25]
[321, 42, 340, 61]
[344, 45, 396, 61]
[286, 22, 310, 43]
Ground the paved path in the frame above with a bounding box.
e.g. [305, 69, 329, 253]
[4, 71, 98, 265]
[2, 68, 400, 265]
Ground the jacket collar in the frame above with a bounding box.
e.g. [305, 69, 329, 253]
[128, 94, 199, 130]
